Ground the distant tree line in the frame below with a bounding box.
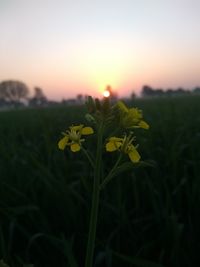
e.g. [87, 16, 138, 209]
[141, 85, 200, 98]
[0, 80, 29, 106]
[1, 79, 200, 110]
[0, 80, 48, 108]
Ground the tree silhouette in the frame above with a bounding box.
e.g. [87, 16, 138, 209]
[76, 94, 84, 104]
[155, 88, 164, 97]
[105, 85, 118, 101]
[0, 80, 29, 103]
[29, 87, 47, 106]
[131, 91, 136, 100]
[194, 87, 200, 94]
[141, 85, 154, 97]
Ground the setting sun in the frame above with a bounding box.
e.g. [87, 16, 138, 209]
[103, 90, 110, 98]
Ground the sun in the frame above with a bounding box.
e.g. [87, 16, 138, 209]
[103, 90, 110, 98]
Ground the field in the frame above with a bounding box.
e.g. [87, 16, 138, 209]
[0, 96, 200, 267]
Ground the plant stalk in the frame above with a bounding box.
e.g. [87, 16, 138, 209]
[85, 123, 103, 267]
[100, 154, 122, 190]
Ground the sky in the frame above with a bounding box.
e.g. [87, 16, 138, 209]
[0, 0, 200, 100]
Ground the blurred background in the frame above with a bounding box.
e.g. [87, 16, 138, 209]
[0, 0, 200, 100]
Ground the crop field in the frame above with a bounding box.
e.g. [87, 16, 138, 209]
[0, 95, 200, 267]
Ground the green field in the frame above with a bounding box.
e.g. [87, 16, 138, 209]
[0, 96, 200, 267]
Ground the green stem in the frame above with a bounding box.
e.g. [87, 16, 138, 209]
[82, 147, 95, 168]
[85, 123, 103, 267]
[100, 154, 122, 190]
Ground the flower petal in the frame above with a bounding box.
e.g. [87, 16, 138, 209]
[106, 141, 121, 152]
[139, 120, 149, 129]
[70, 125, 83, 131]
[129, 108, 142, 120]
[81, 127, 94, 135]
[109, 137, 124, 142]
[71, 143, 81, 152]
[128, 146, 141, 163]
[58, 136, 69, 150]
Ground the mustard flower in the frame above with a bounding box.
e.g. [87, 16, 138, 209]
[106, 135, 141, 163]
[58, 124, 94, 152]
[116, 101, 149, 129]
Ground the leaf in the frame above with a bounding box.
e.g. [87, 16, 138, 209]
[100, 160, 156, 190]
[112, 160, 156, 177]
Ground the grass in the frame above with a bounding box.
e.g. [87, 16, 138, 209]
[0, 96, 200, 267]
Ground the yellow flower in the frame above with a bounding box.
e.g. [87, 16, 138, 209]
[58, 124, 94, 152]
[116, 101, 149, 129]
[106, 135, 141, 163]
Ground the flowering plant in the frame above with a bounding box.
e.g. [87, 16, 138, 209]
[58, 96, 149, 267]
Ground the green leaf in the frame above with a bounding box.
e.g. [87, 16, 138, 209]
[113, 160, 156, 176]
[100, 160, 156, 190]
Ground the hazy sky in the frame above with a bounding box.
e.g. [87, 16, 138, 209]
[0, 0, 200, 99]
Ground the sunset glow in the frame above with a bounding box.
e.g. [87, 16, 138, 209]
[0, 0, 200, 100]
[103, 90, 110, 98]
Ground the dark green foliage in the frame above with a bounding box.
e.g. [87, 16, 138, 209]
[0, 96, 200, 266]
